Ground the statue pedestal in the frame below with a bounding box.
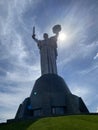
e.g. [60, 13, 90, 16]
[15, 74, 89, 119]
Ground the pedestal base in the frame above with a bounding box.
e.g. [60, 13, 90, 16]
[15, 74, 89, 119]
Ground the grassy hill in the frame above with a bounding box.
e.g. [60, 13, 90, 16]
[0, 115, 98, 130]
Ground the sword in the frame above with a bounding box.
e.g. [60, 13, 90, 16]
[33, 26, 35, 37]
[33, 26, 35, 34]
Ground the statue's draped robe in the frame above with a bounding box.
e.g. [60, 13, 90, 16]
[37, 36, 58, 75]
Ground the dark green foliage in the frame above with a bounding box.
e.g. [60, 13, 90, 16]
[0, 120, 34, 130]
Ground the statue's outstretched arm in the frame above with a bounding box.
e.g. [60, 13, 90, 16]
[55, 32, 59, 38]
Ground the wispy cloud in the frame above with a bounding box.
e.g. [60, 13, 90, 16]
[94, 53, 98, 60]
[0, 81, 34, 122]
[0, 0, 42, 123]
[69, 83, 98, 112]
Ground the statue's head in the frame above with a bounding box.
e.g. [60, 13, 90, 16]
[43, 33, 48, 39]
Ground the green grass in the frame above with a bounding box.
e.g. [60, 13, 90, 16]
[0, 115, 98, 130]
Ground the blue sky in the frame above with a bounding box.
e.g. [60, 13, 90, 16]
[0, 0, 98, 122]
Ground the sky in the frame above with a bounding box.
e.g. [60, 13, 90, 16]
[0, 0, 98, 123]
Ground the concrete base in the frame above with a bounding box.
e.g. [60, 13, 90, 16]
[15, 74, 89, 119]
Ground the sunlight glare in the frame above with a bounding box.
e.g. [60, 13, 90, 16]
[58, 32, 67, 41]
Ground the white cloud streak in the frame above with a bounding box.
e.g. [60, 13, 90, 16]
[94, 53, 98, 60]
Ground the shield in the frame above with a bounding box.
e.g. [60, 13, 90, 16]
[52, 25, 61, 34]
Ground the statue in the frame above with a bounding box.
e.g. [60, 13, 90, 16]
[32, 25, 61, 75]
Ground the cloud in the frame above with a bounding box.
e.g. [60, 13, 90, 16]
[96, 107, 98, 112]
[0, 0, 41, 76]
[78, 62, 98, 75]
[94, 53, 98, 60]
[0, 81, 34, 122]
[58, 40, 98, 73]
[0, 0, 42, 123]
[6, 64, 40, 82]
[69, 83, 98, 112]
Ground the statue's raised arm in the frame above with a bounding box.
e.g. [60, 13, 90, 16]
[32, 26, 39, 43]
[50, 24, 61, 43]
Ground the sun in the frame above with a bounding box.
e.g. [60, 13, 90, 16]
[58, 32, 67, 41]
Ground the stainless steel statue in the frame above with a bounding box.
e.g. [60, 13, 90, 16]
[32, 25, 61, 75]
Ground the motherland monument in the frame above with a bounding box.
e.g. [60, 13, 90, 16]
[32, 25, 60, 75]
[11, 25, 89, 120]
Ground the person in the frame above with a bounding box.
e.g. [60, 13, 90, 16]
[32, 32, 59, 75]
